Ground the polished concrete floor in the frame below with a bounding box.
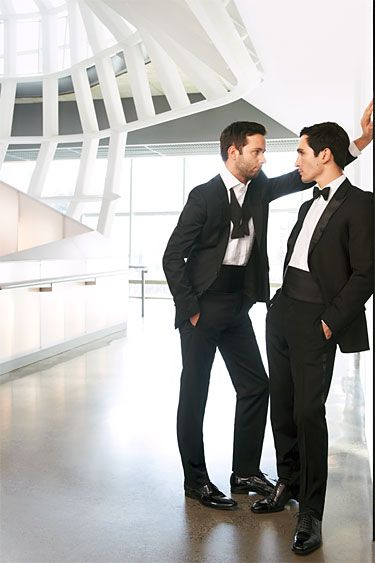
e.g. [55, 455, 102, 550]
[0, 300, 373, 563]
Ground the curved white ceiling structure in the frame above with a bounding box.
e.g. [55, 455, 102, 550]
[0, 0, 264, 233]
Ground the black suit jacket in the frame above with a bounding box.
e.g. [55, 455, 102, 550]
[283, 179, 373, 353]
[163, 167, 317, 328]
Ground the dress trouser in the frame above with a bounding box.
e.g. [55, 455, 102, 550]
[266, 291, 337, 519]
[178, 290, 269, 488]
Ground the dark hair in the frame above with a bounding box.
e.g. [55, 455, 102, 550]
[220, 121, 266, 161]
[299, 122, 349, 169]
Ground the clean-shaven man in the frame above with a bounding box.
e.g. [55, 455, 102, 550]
[252, 115, 373, 556]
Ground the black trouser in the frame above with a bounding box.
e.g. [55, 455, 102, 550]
[177, 290, 269, 488]
[266, 292, 337, 519]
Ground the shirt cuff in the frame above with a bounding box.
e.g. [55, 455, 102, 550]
[349, 141, 361, 157]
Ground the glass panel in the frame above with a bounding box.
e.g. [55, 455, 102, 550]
[0, 160, 37, 193]
[17, 20, 40, 52]
[115, 158, 131, 213]
[16, 51, 39, 75]
[130, 214, 179, 279]
[0, 22, 4, 57]
[42, 159, 80, 196]
[58, 46, 71, 71]
[57, 13, 69, 46]
[12, 0, 37, 13]
[184, 154, 221, 200]
[132, 156, 184, 212]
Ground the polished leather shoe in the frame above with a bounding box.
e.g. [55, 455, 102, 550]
[292, 512, 322, 555]
[230, 471, 274, 496]
[185, 483, 237, 510]
[251, 479, 293, 513]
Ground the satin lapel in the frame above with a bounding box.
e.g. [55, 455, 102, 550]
[308, 179, 350, 260]
[213, 174, 230, 225]
[284, 200, 314, 270]
[247, 185, 263, 246]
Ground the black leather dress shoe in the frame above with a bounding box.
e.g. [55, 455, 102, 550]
[251, 479, 294, 513]
[230, 471, 274, 496]
[185, 483, 238, 510]
[292, 512, 322, 555]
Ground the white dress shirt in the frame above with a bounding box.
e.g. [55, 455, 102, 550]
[288, 175, 347, 271]
[219, 165, 256, 266]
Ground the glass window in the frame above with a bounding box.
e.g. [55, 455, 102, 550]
[58, 46, 71, 71]
[13, 0, 38, 13]
[130, 214, 179, 279]
[43, 159, 80, 196]
[0, 160, 37, 193]
[57, 13, 69, 46]
[17, 20, 40, 52]
[131, 156, 184, 212]
[16, 51, 39, 75]
[0, 22, 4, 57]
[184, 154, 221, 199]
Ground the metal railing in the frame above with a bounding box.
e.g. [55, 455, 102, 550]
[129, 265, 148, 317]
[0, 270, 128, 292]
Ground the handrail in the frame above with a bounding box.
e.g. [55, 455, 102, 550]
[129, 265, 148, 317]
[0, 270, 128, 291]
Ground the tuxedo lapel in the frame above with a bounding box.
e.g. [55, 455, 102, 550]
[283, 200, 314, 271]
[247, 186, 263, 246]
[308, 179, 351, 260]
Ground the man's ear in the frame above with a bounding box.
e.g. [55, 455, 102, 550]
[321, 147, 332, 163]
[227, 144, 238, 160]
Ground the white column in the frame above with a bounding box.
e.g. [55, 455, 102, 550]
[185, 0, 260, 85]
[83, 0, 135, 43]
[0, 79, 17, 138]
[66, 0, 88, 65]
[43, 77, 59, 138]
[76, 0, 107, 54]
[71, 66, 99, 134]
[97, 131, 127, 236]
[146, 35, 227, 100]
[123, 44, 155, 120]
[67, 138, 100, 219]
[41, 12, 59, 74]
[142, 33, 190, 111]
[28, 141, 58, 197]
[0, 144, 8, 170]
[4, 17, 16, 76]
[95, 56, 126, 128]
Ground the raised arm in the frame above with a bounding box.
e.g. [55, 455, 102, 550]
[266, 100, 373, 203]
[352, 99, 373, 152]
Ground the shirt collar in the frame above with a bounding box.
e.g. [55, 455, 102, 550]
[314, 174, 346, 202]
[220, 163, 251, 192]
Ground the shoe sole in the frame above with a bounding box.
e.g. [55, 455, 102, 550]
[185, 491, 237, 510]
[251, 505, 285, 514]
[292, 541, 322, 556]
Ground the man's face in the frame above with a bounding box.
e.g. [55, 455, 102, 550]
[295, 135, 323, 182]
[232, 134, 266, 181]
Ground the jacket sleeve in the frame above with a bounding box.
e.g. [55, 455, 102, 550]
[162, 188, 206, 321]
[266, 149, 357, 203]
[322, 193, 374, 334]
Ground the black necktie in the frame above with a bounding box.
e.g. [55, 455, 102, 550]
[230, 187, 250, 239]
[313, 186, 330, 201]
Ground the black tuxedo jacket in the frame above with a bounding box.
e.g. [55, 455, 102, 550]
[283, 179, 373, 353]
[163, 167, 317, 328]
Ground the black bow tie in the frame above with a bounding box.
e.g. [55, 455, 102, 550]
[313, 186, 330, 201]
